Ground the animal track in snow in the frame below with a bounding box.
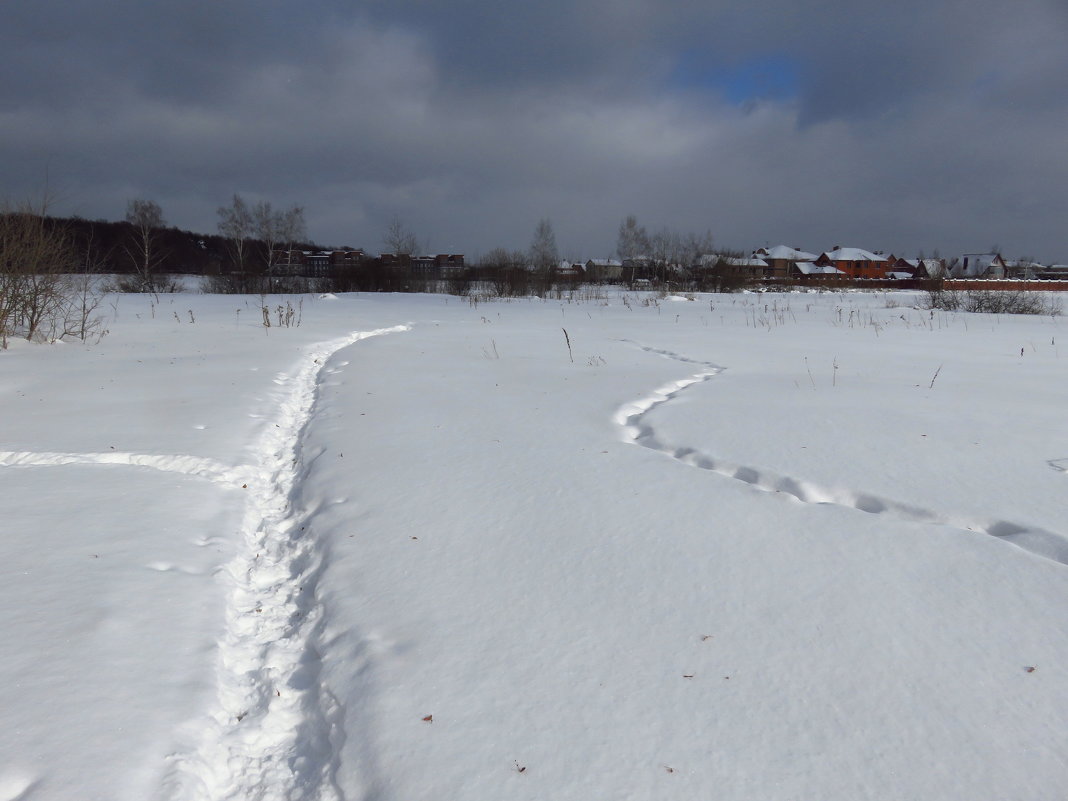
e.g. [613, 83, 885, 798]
[0, 324, 411, 801]
[617, 342, 1068, 567]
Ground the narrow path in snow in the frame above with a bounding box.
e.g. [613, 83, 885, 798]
[166, 324, 409, 801]
[0, 324, 411, 801]
[616, 342, 1068, 567]
[0, 450, 242, 484]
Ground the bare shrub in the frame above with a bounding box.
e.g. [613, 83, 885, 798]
[923, 288, 963, 311]
[1, 197, 106, 346]
[108, 273, 183, 293]
[965, 289, 1060, 315]
[926, 287, 1060, 315]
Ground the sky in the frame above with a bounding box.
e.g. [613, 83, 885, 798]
[3, 1, 1067, 262]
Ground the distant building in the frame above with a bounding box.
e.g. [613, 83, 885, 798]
[553, 260, 584, 279]
[585, 259, 622, 281]
[793, 262, 844, 279]
[700, 254, 770, 279]
[955, 253, 1006, 278]
[753, 245, 818, 279]
[1037, 264, 1068, 279]
[273, 249, 366, 277]
[392, 253, 466, 278]
[814, 247, 889, 279]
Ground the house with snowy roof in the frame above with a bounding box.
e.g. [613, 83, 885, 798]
[814, 247, 889, 279]
[753, 245, 818, 278]
[725, 256, 770, 277]
[793, 261, 845, 279]
[553, 259, 584, 279]
[884, 256, 945, 279]
[1038, 264, 1068, 279]
[585, 259, 622, 281]
[1002, 259, 1047, 279]
[916, 258, 945, 278]
[954, 253, 1006, 278]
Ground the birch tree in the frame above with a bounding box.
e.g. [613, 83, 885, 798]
[124, 198, 166, 292]
[216, 194, 253, 272]
[252, 201, 306, 288]
[529, 218, 559, 275]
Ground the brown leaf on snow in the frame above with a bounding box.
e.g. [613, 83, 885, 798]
[422, 715, 433, 722]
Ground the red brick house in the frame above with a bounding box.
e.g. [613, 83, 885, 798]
[814, 247, 889, 279]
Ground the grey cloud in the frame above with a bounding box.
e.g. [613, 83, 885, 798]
[2, 1, 1066, 262]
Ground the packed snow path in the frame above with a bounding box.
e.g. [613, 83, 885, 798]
[0, 325, 409, 801]
[615, 342, 1068, 567]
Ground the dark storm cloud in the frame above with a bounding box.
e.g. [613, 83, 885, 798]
[2, 0, 1066, 261]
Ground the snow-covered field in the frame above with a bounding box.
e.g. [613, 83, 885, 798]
[1, 288, 1066, 801]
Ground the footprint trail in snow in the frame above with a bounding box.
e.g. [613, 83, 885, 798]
[0, 324, 410, 801]
[616, 341, 1068, 567]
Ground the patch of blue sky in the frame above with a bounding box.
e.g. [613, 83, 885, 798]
[669, 51, 801, 105]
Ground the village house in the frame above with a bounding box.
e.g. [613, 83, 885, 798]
[699, 254, 770, 279]
[1036, 264, 1068, 279]
[954, 253, 1006, 278]
[585, 258, 622, 282]
[905, 258, 945, 279]
[753, 245, 818, 279]
[553, 260, 584, 279]
[793, 261, 845, 280]
[814, 247, 889, 279]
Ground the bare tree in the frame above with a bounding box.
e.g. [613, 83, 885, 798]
[481, 247, 531, 296]
[216, 194, 253, 272]
[0, 195, 103, 346]
[616, 215, 650, 263]
[616, 215, 651, 283]
[682, 229, 714, 268]
[69, 225, 107, 342]
[252, 201, 306, 289]
[529, 218, 559, 275]
[383, 216, 420, 255]
[124, 198, 167, 292]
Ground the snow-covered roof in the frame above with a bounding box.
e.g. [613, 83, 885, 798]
[887, 272, 913, 280]
[586, 259, 622, 267]
[821, 247, 887, 262]
[699, 255, 768, 267]
[796, 262, 843, 275]
[758, 245, 817, 261]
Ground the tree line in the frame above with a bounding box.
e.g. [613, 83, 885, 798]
[2, 190, 753, 344]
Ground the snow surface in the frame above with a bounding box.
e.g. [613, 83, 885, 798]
[1, 289, 1066, 800]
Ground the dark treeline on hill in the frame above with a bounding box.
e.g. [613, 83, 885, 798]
[58, 216, 318, 276]
[22, 214, 441, 293]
